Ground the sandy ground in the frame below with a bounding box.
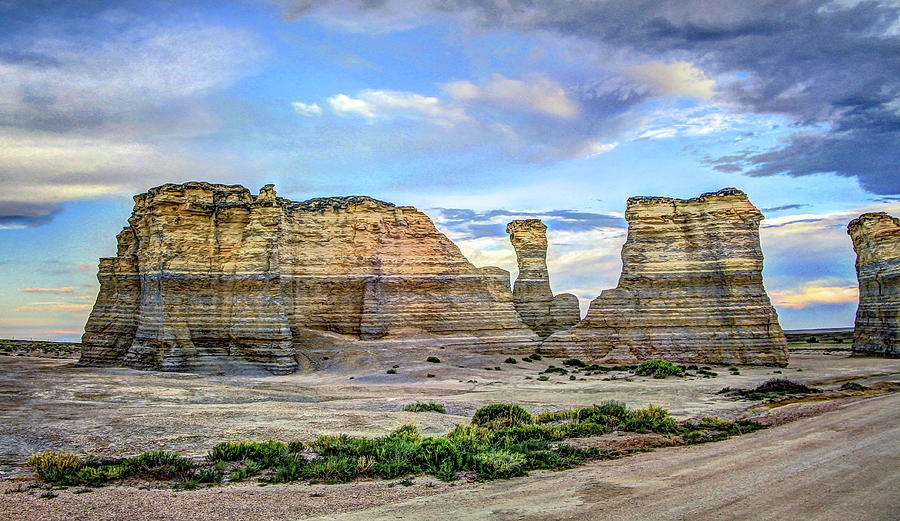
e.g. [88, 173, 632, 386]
[1, 347, 898, 519]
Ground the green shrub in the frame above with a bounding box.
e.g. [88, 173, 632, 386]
[426, 356, 441, 363]
[624, 405, 679, 434]
[268, 454, 306, 483]
[305, 455, 358, 483]
[402, 401, 446, 413]
[563, 358, 587, 367]
[473, 450, 528, 479]
[504, 358, 517, 364]
[416, 438, 461, 473]
[542, 365, 568, 375]
[230, 459, 263, 481]
[288, 441, 304, 453]
[537, 376, 549, 381]
[386, 369, 397, 374]
[529, 353, 542, 361]
[389, 424, 420, 440]
[472, 404, 532, 427]
[27, 452, 81, 484]
[635, 360, 685, 379]
[208, 441, 287, 468]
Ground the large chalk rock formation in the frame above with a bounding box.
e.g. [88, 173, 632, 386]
[506, 219, 580, 338]
[848, 212, 900, 357]
[542, 188, 788, 366]
[79, 182, 538, 374]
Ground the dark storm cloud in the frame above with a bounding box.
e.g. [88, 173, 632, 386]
[278, 0, 900, 194]
[0, 202, 63, 228]
[432, 207, 625, 238]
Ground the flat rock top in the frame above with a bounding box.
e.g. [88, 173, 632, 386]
[626, 187, 748, 207]
[135, 182, 397, 213]
[848, 212, 900, 234]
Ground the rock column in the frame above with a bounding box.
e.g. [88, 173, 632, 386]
[507, 219, 580, 338]
[848, 212, 900, 357]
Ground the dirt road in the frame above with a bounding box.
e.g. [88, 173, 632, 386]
[316, 393, 900, 521]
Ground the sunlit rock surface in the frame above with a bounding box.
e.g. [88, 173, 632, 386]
[79, 182, 539, 374]
[542, 188, 788, 366]
[848, 212, 900, 357]
[506, 219, 580, 338]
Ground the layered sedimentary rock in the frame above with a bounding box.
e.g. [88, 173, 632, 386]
[543, 188, 788, 366]
[80, 182, 539, 374]
[506, 220, 580, 338]
[848, 212, 900, 357]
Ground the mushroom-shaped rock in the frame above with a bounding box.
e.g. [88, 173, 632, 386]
[506, 219, 581, 338]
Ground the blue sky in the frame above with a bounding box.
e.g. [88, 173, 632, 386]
[1, 0, 899, 341]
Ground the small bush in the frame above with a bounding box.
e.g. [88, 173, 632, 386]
[426, 373, 435, 378]
[635, 360, 685, 379]
[230, 460, 263, 481]
[472, 404, 532, 427]
[537, 376, 549, 381]
[27, 452, 81, 484]
[416, 438, 461, 473]
[402, 401, 446, 413]
[504, 358, 517, 364]
[208, 441, 287, 468]
[753, 379, 819, 394]
[563, 358, 587, 368]
[529, 353, 542, 361]
[426, 356, 441, 363]
[473, 450, 527, 479]
[386, 369, 397, 374]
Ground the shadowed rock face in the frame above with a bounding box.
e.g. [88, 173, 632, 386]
[79, 182, 539, 374]
[542, 188, 788, 366]
[506, 219, 581, 338]
[848, 212, 900, 357]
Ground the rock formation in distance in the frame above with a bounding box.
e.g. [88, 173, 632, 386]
[79, 182, 539, 374]
[848, 212, 900, 357]
[542, 188, 788, 366]
[506, 219, 581, 338]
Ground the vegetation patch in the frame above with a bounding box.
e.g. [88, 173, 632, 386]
[719, 378, 823, 401]
[634, 360, 685, 379]
[402, 401, 446, 413]
[26, 402, 764, 488]
[426, 356, 441, 363]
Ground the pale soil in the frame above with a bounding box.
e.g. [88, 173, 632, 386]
[1, 350, 898, 520]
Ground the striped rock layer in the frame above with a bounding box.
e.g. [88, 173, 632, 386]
[542, 188, 788, 366]
[506, 219, 580, 338]
[79, 182, 538, 374]
[848, 212, 900, 357]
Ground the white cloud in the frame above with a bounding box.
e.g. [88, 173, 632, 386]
[629, 61, 716, 100]
[327, 90, 470, 126]
[291, 101, 322, 116]
[328, 93, 378, 118]
[442, 73, 579, 119]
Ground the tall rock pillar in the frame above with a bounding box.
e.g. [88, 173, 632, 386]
[507, 219, 580, 338]
[848, 212, 900, 357]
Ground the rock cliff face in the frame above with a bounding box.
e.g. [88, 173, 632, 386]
[848, 212, 900, 357]
[79, 182, 539, 374]
[542, 188, 788, 366]
[506, 220, 580, 338]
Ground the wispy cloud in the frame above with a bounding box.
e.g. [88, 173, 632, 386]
[291, 102, 322, 116]
[19, 287, 79, 294]
[14, 302, 93, 313]
[770, 281, 859, 309]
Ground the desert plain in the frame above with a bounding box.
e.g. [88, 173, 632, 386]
[1, 336, 898, 520]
